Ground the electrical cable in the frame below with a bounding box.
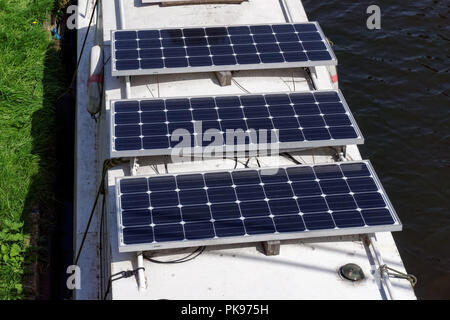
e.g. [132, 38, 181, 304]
[103, 55, 111, 67]
[281, 152, 302, 165]
[255, 157, 261, 168]
[156, 74, 160, 97]
[143, 246, 205, 264]
[99, 181, 107, 299]
[151, 164, 160, 174]
[103, 268, 145, 300]
[74, 158, 127, 266]
[73, 160, 107, 266]
[233, 158, 251, 168]
[164, 155, 169, 173]
[231, 78, 251, 94]
[66, 158, 127, 299]
[91, 54, 109, 121]
[146, 84, 155, 98]
[58, 0, 99, 100]
[292, 71, 296, 91]
[243, 157, 261, 168]
[279, 76, 292, 92]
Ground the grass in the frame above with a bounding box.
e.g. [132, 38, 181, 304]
[0, 0, 66, 299]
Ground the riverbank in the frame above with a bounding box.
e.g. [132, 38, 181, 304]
[0, 0, 67, 299]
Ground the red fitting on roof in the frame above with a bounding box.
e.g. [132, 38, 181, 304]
[87, 74, 104, 86]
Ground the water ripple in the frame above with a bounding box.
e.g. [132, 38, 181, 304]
[304, 0, 450, 299]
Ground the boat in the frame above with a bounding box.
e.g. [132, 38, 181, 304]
[73, 0, 417, 300]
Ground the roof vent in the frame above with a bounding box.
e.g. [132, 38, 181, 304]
[339, 263, 365, 282]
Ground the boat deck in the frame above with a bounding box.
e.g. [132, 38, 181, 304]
[74, 0, 416, 299]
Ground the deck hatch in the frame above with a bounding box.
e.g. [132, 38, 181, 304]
[115, 161, 402, 252]
[109, 90, 364, 158]
[111, 22, 337, 76]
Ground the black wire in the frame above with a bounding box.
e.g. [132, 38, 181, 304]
[64, 159, 110, 300]
[281, 152, 302, 165]
[164, 156, 169, 173]
[74, 161, 107, 266]
[103, 268, 145, 300]
[143, 246, 205, 264]
[69, 0, 98, 90]
[328, 146, 343, 160]
[74, 158, 127, 266]
[58, 0, 99, 100]
[233, 157, 250, 169]
[90, 55, 112, 121]
[144, 246, 204, 264]
[103, 280, 111, 300]
[99, 184, 107, 299]
[103, 55, 111, 67]
[91, 55, 110, 120]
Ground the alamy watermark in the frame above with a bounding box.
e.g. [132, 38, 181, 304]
[162, 124, 282, 174]
[67, 5, 381, 30]
[66, 5, 78, 30]
[66, 265, 81, 290]
[366, 5, 381, 30]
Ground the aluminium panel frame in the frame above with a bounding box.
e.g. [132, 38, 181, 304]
[109, 89, 364, 158]
[110, 21, 337, 76]
[114, 160, 402, 253]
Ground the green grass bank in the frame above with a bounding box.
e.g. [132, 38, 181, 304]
[0, 0, 66, 299]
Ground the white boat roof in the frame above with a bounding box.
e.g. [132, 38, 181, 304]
[73, 0, 416, 299]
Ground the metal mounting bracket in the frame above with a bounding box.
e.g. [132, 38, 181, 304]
[130, 157, 139, 176]
[262, 240, 280, 256]
[215, 71, 232, 86]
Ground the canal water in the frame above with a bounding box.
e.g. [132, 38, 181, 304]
[303, 0, 450, 299]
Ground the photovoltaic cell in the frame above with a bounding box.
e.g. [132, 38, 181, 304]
[110, 90, 363, 157]
[111, 22, 337, 76]
[116, 161, 401, 252]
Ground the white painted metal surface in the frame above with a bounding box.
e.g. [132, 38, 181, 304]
[110, 234, 416, 300]
[73, 0, 417, 300]
[73, 0, 100, 300]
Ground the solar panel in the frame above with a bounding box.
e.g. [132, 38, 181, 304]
[110, 90, 363, 158]
[115, 161, 401, 252]
[111, 22, 337, 76]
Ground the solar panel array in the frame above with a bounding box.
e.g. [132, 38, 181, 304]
[116, 161, 401, 252]
[111, 22, 336, 76]
[110, 90, 363, 157]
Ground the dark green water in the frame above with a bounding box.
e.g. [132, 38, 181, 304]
[303, 0, 450, 299]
